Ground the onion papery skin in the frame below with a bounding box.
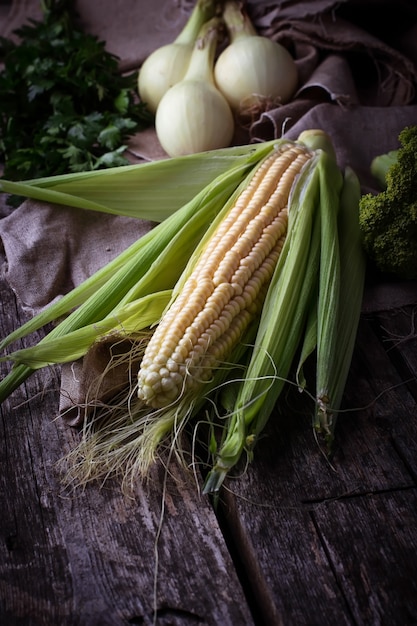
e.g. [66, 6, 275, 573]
[138, 44, 192, 115]
[155, 80, 235, 157]
[214, 36, 298, 113]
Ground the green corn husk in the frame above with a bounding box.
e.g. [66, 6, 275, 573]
[295, 169, 365, 444]
[314, 166, 366, 443]
[295, 297, 318, 393]
[1, 291, 172, 368]
[313, 150, 343, 436]
[0, 143, 276, 220]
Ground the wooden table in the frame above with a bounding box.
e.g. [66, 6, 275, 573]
[1, 213, 417, 625]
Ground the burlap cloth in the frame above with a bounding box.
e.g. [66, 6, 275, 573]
[1, 0, 416, 421]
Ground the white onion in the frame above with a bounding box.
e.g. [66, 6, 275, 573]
[137, 0, 216, 115]
[155, 18, 234, 157]
[156, 80, 234, 157]
[214, 2, 298, 114]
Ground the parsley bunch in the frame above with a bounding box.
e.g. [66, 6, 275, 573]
[0, 0, 151, 180]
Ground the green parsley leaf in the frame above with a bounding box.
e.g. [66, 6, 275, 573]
[0, 0, 152, 181]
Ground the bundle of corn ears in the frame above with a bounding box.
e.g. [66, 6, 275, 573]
[0, 130, 365, 493]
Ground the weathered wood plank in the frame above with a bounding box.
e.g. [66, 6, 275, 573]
[1, 276, 254, 626]
[313, 489, 417, 625]
[372, 306, 417, 480]
[217, 493, 354, 626]
[336, 314, 417, 489]
[374, 306, 417, 381]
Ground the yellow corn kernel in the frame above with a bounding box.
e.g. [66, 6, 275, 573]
[137, 143, 312, 408]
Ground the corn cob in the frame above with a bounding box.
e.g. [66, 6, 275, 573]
[137, 143, 313, 408]
[0, 129, 365, 495]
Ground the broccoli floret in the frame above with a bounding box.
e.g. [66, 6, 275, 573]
[359, 125, 417, 280]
